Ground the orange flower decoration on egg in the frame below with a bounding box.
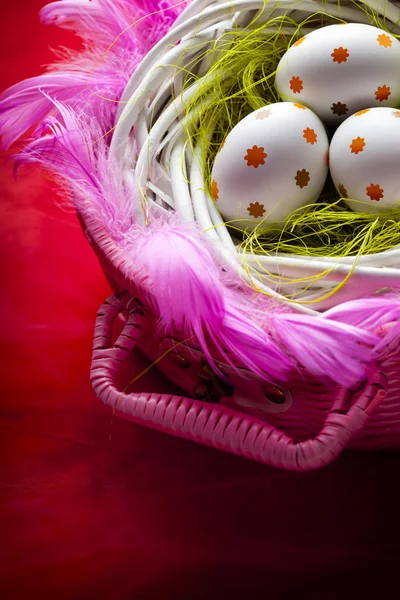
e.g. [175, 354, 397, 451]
[366, 183, 384, 201]
[375, 85, 391, 102]
[377, 33, 392, 48]
[303, 128, 317, 144]
[295, 169, 310, 188]
[256, 109, 272, 120]
[331, 47, 349, 63]
[244, 145, 267, 168]
[211, 180, 219, 200]
[289, 76, 303, 94]
[393, 111, 400, 118]
[247, 202, 266, 218]
[350, 137, 365, 154]
[293, 36, 306, 47]
[354, 109, 370, 117]
[338, 183, 348, 198]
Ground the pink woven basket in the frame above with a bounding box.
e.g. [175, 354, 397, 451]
[86, 218, 394, 471]
[3, 0, 400, 470]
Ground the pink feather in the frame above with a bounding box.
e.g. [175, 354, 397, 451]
[40, 0, 187, 51]
[271, 312, 379, 388]
[131, 221, 293, 382]
[0, 72, 123, 150]
[323, 295, 400, 332]
[15, 97, 134, 242]
[1, 0, 188, 150]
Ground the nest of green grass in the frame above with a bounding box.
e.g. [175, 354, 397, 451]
[173, 1, 400, 259]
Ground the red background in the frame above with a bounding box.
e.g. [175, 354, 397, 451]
[1, 2, 399, 598]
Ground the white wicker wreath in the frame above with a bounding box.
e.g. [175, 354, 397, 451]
[109, 0, 400, 313]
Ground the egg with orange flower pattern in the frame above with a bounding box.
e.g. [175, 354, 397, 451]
[210, 102, 329, 231]
[276, 23, 400, 124]
[330, 107, 400, 212]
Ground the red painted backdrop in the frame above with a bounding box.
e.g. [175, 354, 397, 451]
[1, 2, 399, 598]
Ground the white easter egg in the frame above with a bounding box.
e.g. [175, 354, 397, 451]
[211, 102, 329, 230]
[275, 23, 400, 124]
[330, 107, 400, 212]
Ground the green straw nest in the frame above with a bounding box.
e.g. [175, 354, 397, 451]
[174, 3, 400, 259]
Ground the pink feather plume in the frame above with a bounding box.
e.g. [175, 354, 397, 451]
[323, 295, 400, 331]
[15, 96, 135, 243]
[0, 72, 123, 150]
[40, 0, 187, 51]
[271, 312, 379, 388]
[130, 221, 293, 382]
[1, 0, 188, 150]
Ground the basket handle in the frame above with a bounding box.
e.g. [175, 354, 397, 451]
[90, 293, 388, 471]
